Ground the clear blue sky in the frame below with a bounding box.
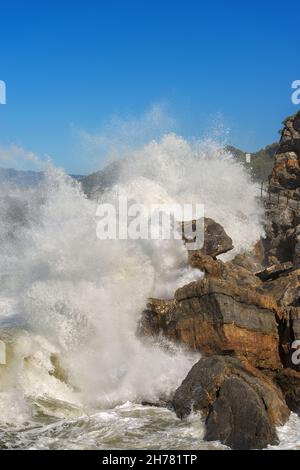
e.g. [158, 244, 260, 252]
[0, 0, 299, 174]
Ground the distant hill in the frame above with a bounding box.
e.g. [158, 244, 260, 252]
[0, 141, 278, 194]
[0, 168, 44, 186]
[80, 160, 123, 198]
[81, 142, 280, 198]
[226, 142, 279, 182]
[0, 168, 84, 186]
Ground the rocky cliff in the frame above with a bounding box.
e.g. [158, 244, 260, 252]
[138, 111, 300, 449]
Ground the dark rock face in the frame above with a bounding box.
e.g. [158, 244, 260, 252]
[256, 262, 294, 281]
[264, 112, 300, 266]
[172, 356, 289, 450]
[260, 113, 300, 373]
[274, 368, 300, 414]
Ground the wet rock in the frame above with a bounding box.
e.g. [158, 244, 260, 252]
[255, 262, 294, 281]
[274, 368, 300, 414]
[257, 268, 300, 307]
[140, 277, 281, 369]
[182, 217, 233, 257]
[172, 355, 289, 449]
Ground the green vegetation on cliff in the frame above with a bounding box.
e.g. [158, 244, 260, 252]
[226, 142, 279, 182]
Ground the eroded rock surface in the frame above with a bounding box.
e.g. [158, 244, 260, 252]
[138, 112, 300, 449]
[172, 356, 289, 450]
[140, 256, 281, 370]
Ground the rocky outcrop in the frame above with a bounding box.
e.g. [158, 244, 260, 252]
[264, 112, 300, 266]
[139, 212, 300, 447]
[182, 217, 233, 276]
[256, 261, 294, 281]
[275, 112, 300, 159]
[270, 111, 300, 193]
[140, 276, 281, 370]
[172, 356, 289, 450]
[182, 217, 233, 256]
[138, 112, 300, 449]
[259, 113, 300, 373]
[274, 368, 300, 414]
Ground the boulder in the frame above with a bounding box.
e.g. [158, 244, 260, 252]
[172, 355, 289, 450]
[182, 217, 233, 257]
[270, 152, 300, 190]
[140, 277, 281, 369]
[278, 112, 300, 156]
[274, 368, 300, 414]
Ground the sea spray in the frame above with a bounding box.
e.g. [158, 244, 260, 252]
[0, 134, 264, 427]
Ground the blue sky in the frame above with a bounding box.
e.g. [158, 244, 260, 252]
[0, 0, 299, 174]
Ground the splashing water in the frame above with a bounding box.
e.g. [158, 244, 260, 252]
[0, 133, 267, 448]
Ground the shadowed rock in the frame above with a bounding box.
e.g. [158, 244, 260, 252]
[255, 262, 293, 281]
[172, 355, 289, 450]
[274, 368, 300, 414]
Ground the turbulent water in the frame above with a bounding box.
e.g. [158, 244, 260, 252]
[0, 133, 299, 449]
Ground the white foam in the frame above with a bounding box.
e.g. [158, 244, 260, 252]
[0, 133, 264, 425]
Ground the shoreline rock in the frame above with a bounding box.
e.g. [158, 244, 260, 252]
[138, 112, 300, 449]
[172, 355, 289, 450]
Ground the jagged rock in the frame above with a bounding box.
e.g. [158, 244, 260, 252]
[277, 307, 300, 370]
[140, 277, 281, 369]
[222, 252, 263, 288]
[255, 262, 294, 281]
[278, 112, 300, 156]
[270, 152, 300, 190]
[187, 249, 264, 286]
[187, 252, 225, 277]
[270, 113, 300, 191]
[263, 112, 300, 267]
[293, 225, 300, 267]
[172, 356, 289, 450]
[184, 219, 263, 288]
[182, 217, 233, 257]
[257, 268, 300, 307]
[137, 113, 300, 449]
[263, 206, 296, 266]
[274, 368, 300, 414]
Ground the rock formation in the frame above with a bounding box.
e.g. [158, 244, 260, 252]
[172, 356, 289, 450]
[138, 111, 300, 449]
[264, 111, 300, 266]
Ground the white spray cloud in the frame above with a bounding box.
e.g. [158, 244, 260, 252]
[73, 104, 176, 173]
[0, 107, 264, 425]
[0, 144, 43, 171]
